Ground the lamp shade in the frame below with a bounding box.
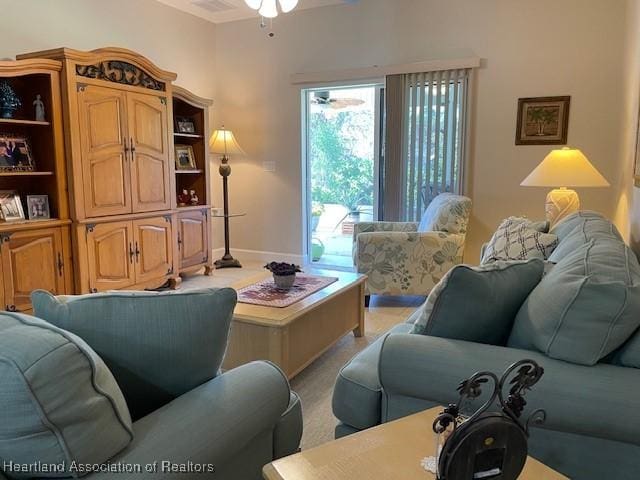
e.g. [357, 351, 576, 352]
[259, 0, 278, 17]
[520, 147, 609, 188]
[209, 129, 245, 156]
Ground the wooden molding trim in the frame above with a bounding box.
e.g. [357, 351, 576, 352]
[17, 47, 177, 82]
[173, 85, 213, 107]
[290, 57, 481, 85]
[0, 58, 62, 73]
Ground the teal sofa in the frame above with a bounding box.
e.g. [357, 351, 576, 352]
[333, 211, 640, 480]
[0, 288, 302, 480]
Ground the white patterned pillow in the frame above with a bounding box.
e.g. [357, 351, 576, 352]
[481, 217, 558, 265]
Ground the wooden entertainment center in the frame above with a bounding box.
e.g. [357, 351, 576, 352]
[0, 47, 213, 311]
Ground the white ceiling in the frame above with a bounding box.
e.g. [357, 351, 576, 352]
[154, 0, 347, 24]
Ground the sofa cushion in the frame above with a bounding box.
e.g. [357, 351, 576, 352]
[548, 211, 623, 263]
[332, 323, 413, 430]
[509, 237, 640, 365]
[410, 259, 544, 345]
[481, 217, 558, 264]
[0, 312, 132, 478]
[32, 287, 237, 420]
[418, 193, 472, 234]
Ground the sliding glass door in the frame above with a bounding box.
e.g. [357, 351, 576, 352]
[303, 84, 383, 268]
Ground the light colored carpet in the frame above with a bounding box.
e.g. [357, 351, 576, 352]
[182, 263, 423, 450]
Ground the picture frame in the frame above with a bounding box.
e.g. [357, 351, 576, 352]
[0, 133, 35, 171]
[515, 96, 570, 145]
[174, 144, 196, 170]
[175, 116, 196, 134]
[26, 194, 51, 220]
[0, 190, 25, 222]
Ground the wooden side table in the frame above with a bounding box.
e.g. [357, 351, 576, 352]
[263, 407, 567, 480]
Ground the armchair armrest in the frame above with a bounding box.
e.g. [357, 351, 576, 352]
[88, 361, 292, 479]
[355, 231, 464, 295]
[379, 334, 640, 446]
[352, 222, 419, 261]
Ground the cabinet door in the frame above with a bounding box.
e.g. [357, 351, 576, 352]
[178, 209, 209, 269]
[127, 92, 172, 213]
[1, 228, 66, 312]
[133, 216, 173, 283]
[86, 221, 135, 292]
[77, 85, 131, 217]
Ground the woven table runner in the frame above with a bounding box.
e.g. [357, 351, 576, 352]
[237, 274, 338, 308]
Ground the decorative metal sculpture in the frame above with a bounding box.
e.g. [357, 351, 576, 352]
[76, 61, 165, 91]
[432, 359, 546, 480]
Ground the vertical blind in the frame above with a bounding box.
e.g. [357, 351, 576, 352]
[383, 68, 470, 221]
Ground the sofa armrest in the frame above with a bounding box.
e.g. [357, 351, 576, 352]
[355, 232, 464, 295]
[379, 333, 640, 446]
[88, 361, 293, 479]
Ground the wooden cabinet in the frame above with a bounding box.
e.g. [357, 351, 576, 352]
[177, 209, 209, 269]
[1, 227, 71, 312]
[77, 85, 170, 218]
[86, 221, 135, 291]
[128, 93, 172, 213]
[77, 85, 131, 217]
[133, 216, 173, 282]
[84, 216, 173, 292]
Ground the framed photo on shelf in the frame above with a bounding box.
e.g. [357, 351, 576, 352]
[175, 144, 196, 170]
[26, 194, 50, 220]
[515, 96, 570, 145]
[0, 133, 35, 171]
[0, 190, 25, 222]
[175, 116, 196, 134]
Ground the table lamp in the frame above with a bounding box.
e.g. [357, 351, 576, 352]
[210, 127, 245, 268]
[520, 147, 609, 226]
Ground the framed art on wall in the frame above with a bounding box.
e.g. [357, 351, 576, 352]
[0, 134, 35, 171]
[0, 190, 25, 221]
[515, 96, 570, 145]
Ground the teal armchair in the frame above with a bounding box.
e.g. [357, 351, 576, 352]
[1, 288, 302, 480]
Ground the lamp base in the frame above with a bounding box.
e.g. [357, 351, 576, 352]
[215, 254, 242, 269]
[545, 188, 580, 227]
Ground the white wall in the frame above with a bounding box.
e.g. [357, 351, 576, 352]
[214, 0, 630, 262]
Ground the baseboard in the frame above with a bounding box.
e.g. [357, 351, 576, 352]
[211, 248, 307, 265]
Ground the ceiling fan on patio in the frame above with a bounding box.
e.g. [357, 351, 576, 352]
[311, 91, 365, 109]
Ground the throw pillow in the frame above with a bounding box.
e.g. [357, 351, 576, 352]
[418, 193, 472, 234]
[481, 217, 558, 264]
[0, 312, 132, 478]
[411, 259, 544, 345]
[508, 237, 640, 365]
[32, 287, 237, 420]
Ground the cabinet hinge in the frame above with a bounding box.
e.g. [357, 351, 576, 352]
[77, 83, 87, 92]
[163, 214, 171, 222]
[6, 304, 17, 312]
[159, 97, 167, 105]
[90, 288, 98, 294]
[201, 209, 207, 218]
[0, 232, 12, 243]
[86, 223, 96, 233]
[167, 267, 174, 275]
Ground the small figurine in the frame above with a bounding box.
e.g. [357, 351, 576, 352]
[33, 95, 45, 122]
[178, 189, 189, 206]
[189, 189, 199, 205]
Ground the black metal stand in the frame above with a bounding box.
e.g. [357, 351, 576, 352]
[215, 157, 242, 269]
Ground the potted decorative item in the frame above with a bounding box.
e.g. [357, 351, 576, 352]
[264, 262, 302, 290]
[0, 81, 21, 119]
[311, 202, 324, 232]
[311, 238, 325, 262]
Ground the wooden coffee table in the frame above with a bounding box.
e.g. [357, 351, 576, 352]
[263, 407, 567, 480]
[223, 269, 366, 379]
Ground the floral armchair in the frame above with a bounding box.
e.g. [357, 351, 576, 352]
[353, 193, 472, 303]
